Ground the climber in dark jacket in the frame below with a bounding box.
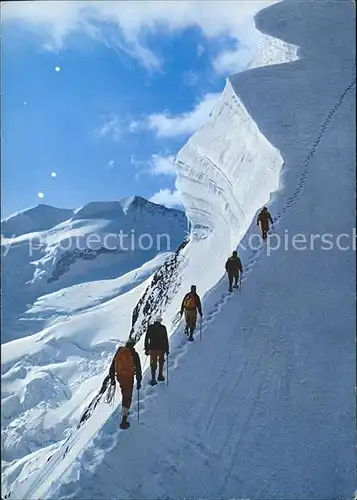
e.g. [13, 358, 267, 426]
[109, 338, 142, 429]
[145, 316, 169, 385]
[257, 207, 274, 240]
[225, 251, 243, 292]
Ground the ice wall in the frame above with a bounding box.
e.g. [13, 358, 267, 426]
[174, 0, 354, 304]
[173, 35, 295, 300]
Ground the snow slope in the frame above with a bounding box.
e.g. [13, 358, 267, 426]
[1, 197, 187, 494]
[2, 0, 355, 498]
[1, 204, 75, 238]
[1, 252, 170, 489]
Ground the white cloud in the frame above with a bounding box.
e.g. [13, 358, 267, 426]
[131, 156, 149, 171]
[197, 43, 205, 58]
[150, 154, 176, 176]
[145, 93, 219, 138]
[105, 159, 115, 169]
[213, 43, 252, 74]
[131, 153, 176, 177]
[182, 70, 199, 87]
[150, 188, 182, 208]
[2, 1, 276, 72]
[128, 121, 139, 132]
[98, 115, 121, 141]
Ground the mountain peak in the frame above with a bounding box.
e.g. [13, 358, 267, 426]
[2, 197, 186, 236]
[1, 205, 74, 238]
[72, 201, 125, 221]
[119, 195, 183, 216]
[119, 195, 149, 213]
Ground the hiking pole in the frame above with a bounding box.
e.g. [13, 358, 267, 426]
[200, 315, 202, 341]
[239, 274, 242, 292]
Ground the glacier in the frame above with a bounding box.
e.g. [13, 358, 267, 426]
[1, 0, 355, 499]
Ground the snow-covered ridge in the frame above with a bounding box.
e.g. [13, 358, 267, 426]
[2, 1, 355, 498]
[130, 237, 190, 341]
[1, 204, 75, 238]
[2, 196, 185, 237]
[175, 0, 355, 297]
[72, 196, 184, 220]
[72, 201, 125, 220]
[44, 1, 352, 497]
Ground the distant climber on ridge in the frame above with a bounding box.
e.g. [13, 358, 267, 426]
[109, 338, 142, 430]
[180, 285, 203, 341]
[225, 250, 243, 292]
[145, 315, 169, 386]
[257, 207, 274, 240]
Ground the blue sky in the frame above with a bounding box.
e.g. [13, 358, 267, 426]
[2, 1, 267, 218]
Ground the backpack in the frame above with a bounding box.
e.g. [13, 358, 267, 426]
[114, 347, 135, 378]
[184, 294, 196, 310]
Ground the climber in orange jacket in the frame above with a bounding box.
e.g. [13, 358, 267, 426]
[109, 338, 142, 429]
[180, 285, 203, 341]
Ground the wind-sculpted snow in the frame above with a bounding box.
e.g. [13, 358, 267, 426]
[175, 0, 355, 303]
[174, 77, 283, 303]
